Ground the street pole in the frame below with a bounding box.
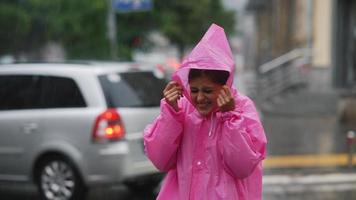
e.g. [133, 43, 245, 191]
[305, 0, 313, 63]
[107, 0, 118, 60]
[347, 130, 355, 169]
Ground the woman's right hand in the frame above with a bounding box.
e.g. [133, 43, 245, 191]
[163, 81, 183, 112]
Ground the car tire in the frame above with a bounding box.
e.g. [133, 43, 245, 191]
[35, 155, 87, 200]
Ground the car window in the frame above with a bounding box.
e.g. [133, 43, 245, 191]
[0, 75, 42, 110]
[0, 75, 86, 110]
[99, 71, 166, 107]
[40, 76, 86, 108]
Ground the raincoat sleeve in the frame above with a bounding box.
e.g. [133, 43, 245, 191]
[143, 99, 184, 172]
[219, 94, 267, 179]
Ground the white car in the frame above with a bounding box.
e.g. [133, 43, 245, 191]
[0, 62, 166, 200]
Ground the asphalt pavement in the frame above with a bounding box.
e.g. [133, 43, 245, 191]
[0, 183, 154, 200]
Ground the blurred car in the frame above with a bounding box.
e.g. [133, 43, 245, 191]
[0, 62, 166, 200]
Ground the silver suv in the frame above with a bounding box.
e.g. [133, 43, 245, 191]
[0, 62, 166, 199]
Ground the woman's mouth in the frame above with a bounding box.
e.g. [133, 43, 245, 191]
[196, 102, 211, 110]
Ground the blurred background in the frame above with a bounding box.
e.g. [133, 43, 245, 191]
[0, 0, 356, 199]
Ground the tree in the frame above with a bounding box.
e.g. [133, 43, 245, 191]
[0, 0, 235, 61]
[115, 10, 155, 60]
[24, 0, 112, 60]
[0, 0, 155, 60]
[0, 2, 31, 56]
[153, 0, 235, 59]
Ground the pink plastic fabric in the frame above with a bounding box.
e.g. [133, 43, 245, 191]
[144, 23, 267, 200]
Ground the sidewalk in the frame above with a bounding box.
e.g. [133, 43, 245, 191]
[263, 172, 356, 200]
[255, 68, 353, 171]
[253, 67, 356, 199]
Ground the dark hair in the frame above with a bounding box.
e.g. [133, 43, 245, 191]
[188, 68, 229, 85]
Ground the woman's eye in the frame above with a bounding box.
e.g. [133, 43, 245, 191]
[190, 88, 198, 93]
[203, 89, 213, 94]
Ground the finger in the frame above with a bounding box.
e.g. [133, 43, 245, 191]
[222, 85, 232, 97]
[222, 91, 232, 102]
[166, 92, 183, 103]
[220, 90, 231, 104]
[166, 96, 178, 102]
[166, 91, 180, 98]
[164, 81, 178, 93]
[164, 86, 182, 97]
[217, 96, 224, 107]
[165, 90, 180, 98]
[222, 86, 234, 103]
[174, 86, 183, 94]
[223, 86, 232, 96]
[220, 89, 228, 98]
[164, 87, 176, 96]
[217, 95, 226, 105]
[167, 95, 181, 103]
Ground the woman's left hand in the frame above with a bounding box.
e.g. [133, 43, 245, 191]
[217, 85, 235, 112]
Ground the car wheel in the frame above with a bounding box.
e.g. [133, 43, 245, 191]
[36, 156, 87, 200]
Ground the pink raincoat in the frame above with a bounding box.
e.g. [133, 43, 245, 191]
[144, 24, 267, 200]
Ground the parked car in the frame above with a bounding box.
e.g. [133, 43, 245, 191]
[0, 62, 166, 200]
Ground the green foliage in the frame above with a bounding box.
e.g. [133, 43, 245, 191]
[153, 0, 236, 58]
[115, 11, 155, 60]
[0, 0, 153, 60]
[0, 0, 235, 60]
[0, 3, 31, 55]
[25, 0, 111, 59]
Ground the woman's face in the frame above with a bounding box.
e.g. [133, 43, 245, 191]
[189, 75, 223, 116]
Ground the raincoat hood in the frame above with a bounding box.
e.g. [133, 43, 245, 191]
[172, 23, 235, 99]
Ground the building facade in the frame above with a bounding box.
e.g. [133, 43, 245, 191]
[332, 0, 356, 88]
[245, 0, 356, 90]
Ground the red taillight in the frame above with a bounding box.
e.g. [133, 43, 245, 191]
[92, 109, 125, 141]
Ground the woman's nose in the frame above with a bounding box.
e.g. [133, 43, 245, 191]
[197, 92, 205, 102]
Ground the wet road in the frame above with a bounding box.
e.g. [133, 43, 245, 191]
[0, 183, 156, 200]
[2, 173, 356, 200]
[265, 190, 356, 200]
[263, 172, 356, 200]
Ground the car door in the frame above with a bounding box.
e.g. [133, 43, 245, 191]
[0, 75, 43, 181]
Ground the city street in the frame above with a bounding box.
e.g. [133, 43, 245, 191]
[0, 183, 154, 200]
[1, 69, 356, 200]
[2, 172, 356, 200]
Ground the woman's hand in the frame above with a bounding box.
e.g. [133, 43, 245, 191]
[217, 85, 235, 112]
[163, 81, 183, 112]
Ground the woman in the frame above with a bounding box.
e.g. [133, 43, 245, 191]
[144, 24, 267, 200]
